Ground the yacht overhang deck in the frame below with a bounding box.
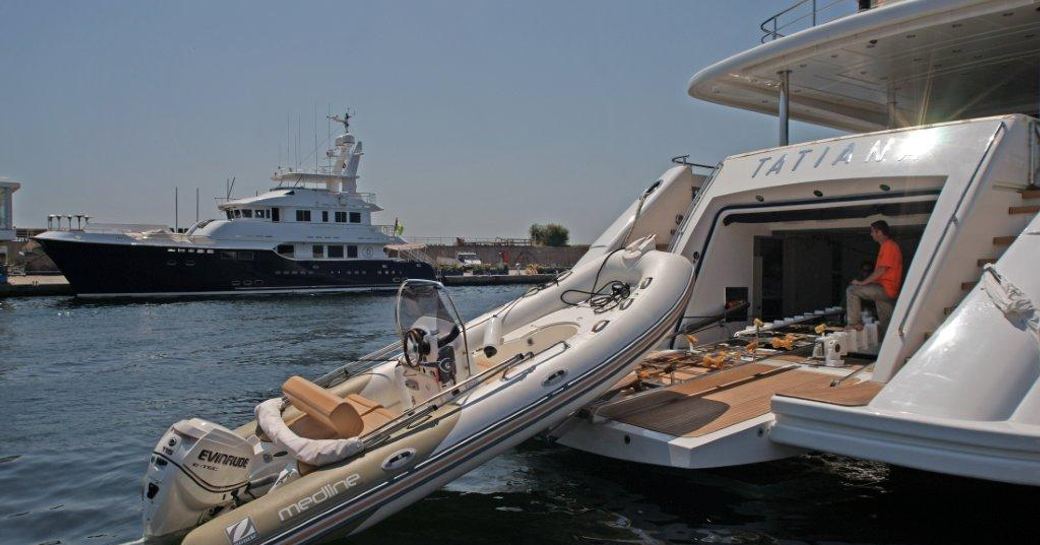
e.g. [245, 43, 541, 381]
[689, 0, 1040, 132]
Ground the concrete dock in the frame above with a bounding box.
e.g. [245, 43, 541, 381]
[0, 275, 73, 297]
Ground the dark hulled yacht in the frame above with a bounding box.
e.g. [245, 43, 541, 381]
[36, 115, 436, 297]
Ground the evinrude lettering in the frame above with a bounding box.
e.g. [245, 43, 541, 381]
[277, 473, 362, 522]
[198, 449, 250, 468]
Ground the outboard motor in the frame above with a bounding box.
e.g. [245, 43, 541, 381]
[142, 418, 255, 539]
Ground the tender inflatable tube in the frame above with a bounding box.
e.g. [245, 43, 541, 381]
[255, 399, 363, 467]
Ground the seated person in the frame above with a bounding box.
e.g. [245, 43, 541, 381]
[847, 220, 902, 334]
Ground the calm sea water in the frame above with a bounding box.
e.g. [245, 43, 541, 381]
[0, 288, 1036, 545]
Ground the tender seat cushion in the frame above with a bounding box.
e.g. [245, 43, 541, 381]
[281, 376, 398, 440]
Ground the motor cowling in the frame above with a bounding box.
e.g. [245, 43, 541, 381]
[143, 418, 255, 539]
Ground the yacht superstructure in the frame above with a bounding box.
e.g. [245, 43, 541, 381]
[553, 0, 1040, 485]
[35, 114, 436, 297]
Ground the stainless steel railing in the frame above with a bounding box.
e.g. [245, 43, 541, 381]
[760, 0, 862, 43]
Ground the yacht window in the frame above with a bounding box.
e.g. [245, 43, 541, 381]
[221, 251, 236, 260]
[242, 209, 253, 218]
[237, 251, 254, 261]
[347, 245, 358, 258]
[277, 244, 294, 257]
[225, 210, 233, 220]
[296, 210, 311, 222]
[233, 209, 242, 218]
[328, 245, 344, 258]
[335, 211, 347, 222]
[349, 212, 361, 223]
[313, 245, 324, 258]
[322, 210, 329, 222]
[271, 208, 280, 222]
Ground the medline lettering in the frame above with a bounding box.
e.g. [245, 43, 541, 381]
[277, 473, 362, 522]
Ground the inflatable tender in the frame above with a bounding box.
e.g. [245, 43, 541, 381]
[142, 236, 693, 544]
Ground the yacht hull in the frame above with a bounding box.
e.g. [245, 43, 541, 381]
[35, 238, 436, 297]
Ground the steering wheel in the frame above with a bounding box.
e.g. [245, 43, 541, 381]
[402, 327, 430, 368]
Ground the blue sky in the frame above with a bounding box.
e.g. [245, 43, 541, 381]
[0, 1, 840, 242]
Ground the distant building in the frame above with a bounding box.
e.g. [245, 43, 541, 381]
[0, 179, 20, 265]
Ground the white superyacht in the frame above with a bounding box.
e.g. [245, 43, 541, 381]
[552, 0, 1040, 486]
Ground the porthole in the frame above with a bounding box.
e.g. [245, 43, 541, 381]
[592, 320, 610, 333]
[166, 259, 176, 266]
[185, 260, 195, 267]
[755, 194, 764, 202]
[880, 184, 891, 192]
[640, 277, 653, 289]
[619, 298, 634, 311]
[813, 190, 824, 198]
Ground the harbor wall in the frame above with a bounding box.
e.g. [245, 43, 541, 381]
[424, 244, 589, 268]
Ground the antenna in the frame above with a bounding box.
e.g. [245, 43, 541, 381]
[174, 186, 179, 232]
[327, 108, 355, 133]
[314, 103, 318, 171]
[195, 187, 199, 223]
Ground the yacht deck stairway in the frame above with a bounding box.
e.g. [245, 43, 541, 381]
[771, 199, 1040, 485]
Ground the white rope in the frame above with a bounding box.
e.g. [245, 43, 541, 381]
[981, 264, 1039, 346]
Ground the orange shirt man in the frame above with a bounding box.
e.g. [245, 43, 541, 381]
[846, 220, 902, 333]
